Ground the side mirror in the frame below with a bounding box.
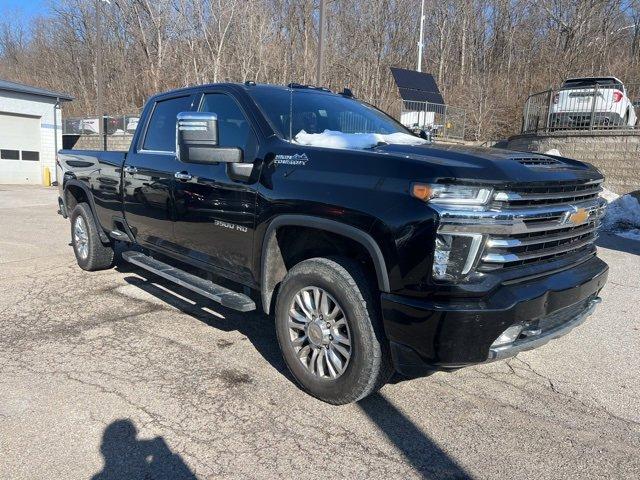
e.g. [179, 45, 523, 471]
[176, 112, 243, 164]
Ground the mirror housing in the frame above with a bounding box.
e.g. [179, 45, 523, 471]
[176, 112, 243, 164]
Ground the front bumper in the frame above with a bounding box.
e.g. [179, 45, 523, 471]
[487, 296, 600, 361]
[382, 255, 608, 376]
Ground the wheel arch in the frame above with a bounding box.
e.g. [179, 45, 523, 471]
[64, 180, 110, 243]
[260, 215, 390, 314]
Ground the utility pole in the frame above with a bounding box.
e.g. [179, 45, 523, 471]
[95, 0, 104, 147]
[417, 0, 425, 72]
[316, 0, 326, 86]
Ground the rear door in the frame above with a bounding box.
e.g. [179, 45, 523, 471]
[122, 94, 196, 249]
[172, 91, 260, 281]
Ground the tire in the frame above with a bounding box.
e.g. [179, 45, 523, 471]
[70, 203, 114, 271]
[274, 257, 394, 404]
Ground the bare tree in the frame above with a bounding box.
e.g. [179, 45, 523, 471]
[1, 0, 638, 140]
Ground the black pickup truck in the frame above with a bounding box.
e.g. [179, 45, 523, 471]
[57, 83, 608, 404]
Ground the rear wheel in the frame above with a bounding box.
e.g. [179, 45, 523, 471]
[275, 257, 393, 404]
[70, 203, 114, 271]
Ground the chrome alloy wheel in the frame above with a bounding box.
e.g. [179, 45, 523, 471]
[288, 287, 352, 379]
[73, 216, 89, 260]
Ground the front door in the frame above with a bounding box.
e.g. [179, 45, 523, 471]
[122, 94, 195, 249]
[172, 92, 260, 282]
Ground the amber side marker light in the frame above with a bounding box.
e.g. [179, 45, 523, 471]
[411, 183, 432, 201]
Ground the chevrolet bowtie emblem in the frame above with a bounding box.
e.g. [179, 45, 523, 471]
[563, 207, 589, 225]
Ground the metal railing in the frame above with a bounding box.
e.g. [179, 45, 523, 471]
[365, 98, 466, 141]
[400, 100, 466, 141]
[522, 83, 639, 134]
[62, 114, 140, 136]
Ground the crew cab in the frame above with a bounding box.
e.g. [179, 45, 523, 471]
[550, 76, 637, 129]
[57, 83, 608, 404]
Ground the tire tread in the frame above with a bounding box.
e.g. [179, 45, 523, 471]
[70, 203, 114, 271]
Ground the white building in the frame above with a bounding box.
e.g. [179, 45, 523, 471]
[0, 79, 72, 184]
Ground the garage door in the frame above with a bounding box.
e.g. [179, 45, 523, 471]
[0, 113, 41, 184]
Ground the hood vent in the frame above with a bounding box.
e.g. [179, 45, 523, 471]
[515, 157, 562, 168]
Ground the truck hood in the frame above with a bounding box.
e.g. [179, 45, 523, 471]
[373, 143, 602, 185]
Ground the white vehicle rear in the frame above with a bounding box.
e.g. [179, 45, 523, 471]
[550, 77, 637, 129]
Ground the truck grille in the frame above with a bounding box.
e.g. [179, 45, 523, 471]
[492, 180, 602, 208]
[480, 220, 599, 269]
[436, 179, 606, 274]
[478, 179, 605, 270]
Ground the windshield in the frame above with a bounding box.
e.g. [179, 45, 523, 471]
[249, 88, 412, 141]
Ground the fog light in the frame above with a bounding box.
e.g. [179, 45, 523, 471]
[491, 324, 523, 348]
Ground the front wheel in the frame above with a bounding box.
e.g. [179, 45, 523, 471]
[275, 257, 393, 404]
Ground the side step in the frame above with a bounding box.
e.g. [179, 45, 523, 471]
[122, 251, 256, 312]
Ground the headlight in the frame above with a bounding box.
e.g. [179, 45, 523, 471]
[432, 233, 484, 281]
[411, 183, 492, 205]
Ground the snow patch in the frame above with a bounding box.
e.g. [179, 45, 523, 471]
[293, 129, 428, 150]
[600, 188, 640, 242]
[600, 187, 620, 203]
[544, 148, 562, 156]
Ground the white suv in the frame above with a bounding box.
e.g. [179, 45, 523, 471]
[550, 77, 637, 129]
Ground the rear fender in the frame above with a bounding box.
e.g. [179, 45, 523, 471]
[63, 179, 111, 244]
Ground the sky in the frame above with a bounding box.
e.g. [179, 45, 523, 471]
[0, 0, 47, 28]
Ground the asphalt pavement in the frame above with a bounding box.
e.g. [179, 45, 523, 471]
[1, 185, 638, 479]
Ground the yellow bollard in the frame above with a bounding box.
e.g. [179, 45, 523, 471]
[42, 166, 52, 187]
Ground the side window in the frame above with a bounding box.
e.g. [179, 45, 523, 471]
[200, 93, 257, 156]
[142, 95, 193, 152]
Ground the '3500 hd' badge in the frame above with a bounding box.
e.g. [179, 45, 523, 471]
[274, 153, 309, 166]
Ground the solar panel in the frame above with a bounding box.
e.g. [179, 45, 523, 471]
[391, 67, 444, 104]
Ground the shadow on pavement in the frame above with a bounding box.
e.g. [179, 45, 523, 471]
[91, 419, 196, 480]
[116, 265, 292, 383]
[115, 264, 472, 479]
[596, 232, 640, 256]
[358, 394, 472, 479]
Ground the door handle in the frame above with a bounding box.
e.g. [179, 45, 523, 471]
[123, 165, 138, 174]
[174, 171, 193, 181]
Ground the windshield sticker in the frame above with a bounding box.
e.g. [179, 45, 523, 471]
[274, 153, 309, 166]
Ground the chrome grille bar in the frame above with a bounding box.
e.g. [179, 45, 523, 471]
[494, 187, 601, 202]
[492, 179, 603, 209]
[486, 222, 598, 248]
[482, 234, 596, 264]
[437, 197, 606, 236]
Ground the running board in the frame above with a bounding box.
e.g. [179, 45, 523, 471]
[122, 251, 256, 312]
